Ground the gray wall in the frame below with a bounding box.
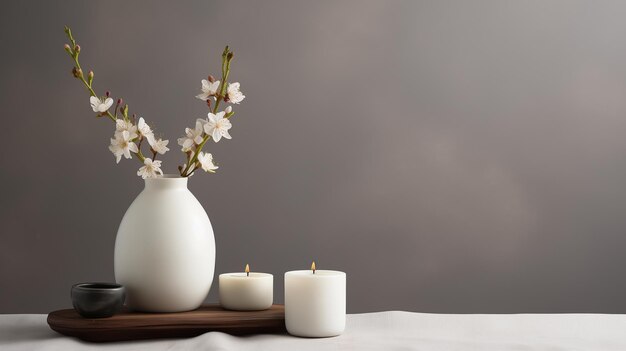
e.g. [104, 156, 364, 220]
[2, 0, 626, 314]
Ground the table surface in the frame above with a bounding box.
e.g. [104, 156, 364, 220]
[2, 311, 626, 350]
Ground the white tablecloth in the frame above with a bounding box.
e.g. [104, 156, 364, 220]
[2, 311, 626, 350]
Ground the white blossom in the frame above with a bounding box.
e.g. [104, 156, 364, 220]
[90, 96, 114, 113]
[108, 130, 138, 163]
[195, 79, 220, 101]
[114, 119, 138, 140]
[204, 111, 232, 143]
[226, 82, 245, 104]
[137, 117, 153, 138]
[225, 106, 233, 114]
[147, 135, 170, 155]
[137, 158, 163, 179]
[177, 119, 206, 151]
[197, 152, 218, 173]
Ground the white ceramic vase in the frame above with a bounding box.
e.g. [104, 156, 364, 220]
[114, 175, 215, 312]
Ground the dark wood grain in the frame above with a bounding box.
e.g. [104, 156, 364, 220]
[47, 304, 286, 342]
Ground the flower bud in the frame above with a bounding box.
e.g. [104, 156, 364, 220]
[116, 98, 123, 106]
[74, 45, 81, 53]
[227, 52, 234, 60]
[87, 71, 94, 85]
[225, 106, 232, 114]
[105, 91, 110, 97]
[208, 75, 216, 83]
[64, 44, 73, 55]
[72, 67, 83, 78]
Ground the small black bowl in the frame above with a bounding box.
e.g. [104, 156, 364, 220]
[71, 283, 126, 318]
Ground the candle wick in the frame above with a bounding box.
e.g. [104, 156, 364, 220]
[247, 271, 249, 277]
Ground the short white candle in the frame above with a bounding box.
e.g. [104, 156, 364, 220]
[219, 264, 273, 311]
[284, 262, 346, 337]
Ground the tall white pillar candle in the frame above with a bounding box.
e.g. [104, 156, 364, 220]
[284, 263, 346, 337]
[219, 264, 273, 311]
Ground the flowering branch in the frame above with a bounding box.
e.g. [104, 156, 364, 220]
[64, 27, 147, 162]
[64, 30, 115, 123]
[63, 26, 244, 179]
[64, 26, 172, 178]
[178, 45, 244, 177]
[179, 48, 233, 177]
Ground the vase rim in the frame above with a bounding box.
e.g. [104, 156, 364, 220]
[144, 174, 188, 188]
[158, 174, 185, 179]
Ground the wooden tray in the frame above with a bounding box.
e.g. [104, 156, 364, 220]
[47, 304, 286, 342]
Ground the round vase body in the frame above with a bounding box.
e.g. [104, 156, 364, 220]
[114, 176, 215, 312]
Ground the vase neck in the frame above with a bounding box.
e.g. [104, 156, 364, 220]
[144, 175, 188, 190]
